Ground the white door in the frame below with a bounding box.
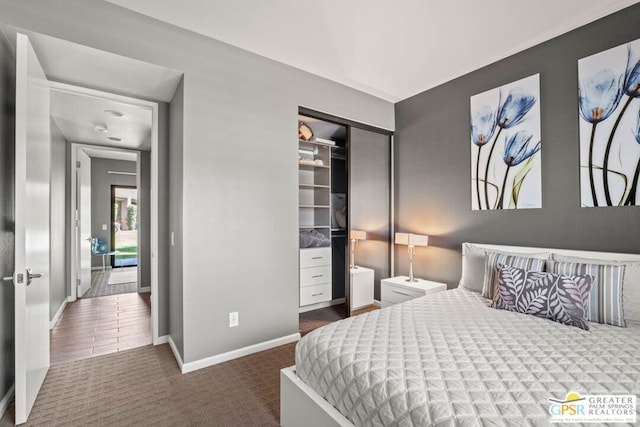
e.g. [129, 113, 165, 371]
[77, 149, 92, 297]
[13, 33, 51, 425]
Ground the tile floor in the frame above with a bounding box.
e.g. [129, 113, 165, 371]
[50, 292, 151, 365]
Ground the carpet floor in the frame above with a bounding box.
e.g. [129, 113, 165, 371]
[84, 267, 138, 298]
[1, 303, 378, 426]
[0, 343, 296, 427]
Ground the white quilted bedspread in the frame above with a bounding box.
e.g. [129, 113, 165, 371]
[295, 289, 640, 426]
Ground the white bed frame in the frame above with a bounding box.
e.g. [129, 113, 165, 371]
[280, 243, 640, 427]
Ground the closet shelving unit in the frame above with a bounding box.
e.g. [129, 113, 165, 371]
[298, 139, 332, 240]
[298, 138, 333, 307]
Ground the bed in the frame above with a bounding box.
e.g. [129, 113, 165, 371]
[281, 243, 640, 426]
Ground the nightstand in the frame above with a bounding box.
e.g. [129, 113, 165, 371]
[350, 266, 374, 310]
[381, 276, 447, 307]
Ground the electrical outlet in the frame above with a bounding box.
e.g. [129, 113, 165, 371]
[102, 224, 108, 230]
[229, 311, 239, 328]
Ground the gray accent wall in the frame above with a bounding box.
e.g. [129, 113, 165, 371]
[0, 29, 16, 408]
[0, 0, 393, 365]
[90, 158, 136, 269]
[394, 5, 640, 287]
[50, 120, 67, 320]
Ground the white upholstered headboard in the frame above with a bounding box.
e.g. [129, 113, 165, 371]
[469, 243, 640, 262]
[464, 242, 640, 323]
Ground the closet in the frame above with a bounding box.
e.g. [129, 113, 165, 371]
[298, 109, 392, 317]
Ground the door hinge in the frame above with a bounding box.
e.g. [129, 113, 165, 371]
[76, 278, 81, 286]
[76, 161, 81, 168]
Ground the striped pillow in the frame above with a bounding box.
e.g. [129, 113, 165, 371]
[548, 260, 626, 327]
[482, 252, 547, 299]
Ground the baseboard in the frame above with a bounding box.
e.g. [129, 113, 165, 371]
[298, 298, 345, 313]
[0, 384, 14, 420]
[155, 335, 169, 345]
[181, 332, 301, 374]
[139, 287, 151, 293]
[91, 266, 111, 271]
[168, 336, 184, 371]
[373, 300, 382, 308]
[49, 296, 71, 329]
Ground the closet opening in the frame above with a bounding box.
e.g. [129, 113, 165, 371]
[297, 107, 393, 336]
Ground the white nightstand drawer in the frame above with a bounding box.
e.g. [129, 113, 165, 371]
[300, 265, 331, 287]
[300, 283, 331, 306]
[299, 247, 331, 268]
[381, 276, 447, 307]
[382, 284, 423, 305]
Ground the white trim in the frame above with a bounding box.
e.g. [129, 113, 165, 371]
[373, 300, 382, 308]
[168, 335, 184, 371]
[61, 81, 161, 346]
[139, 287, 151, 293]
[0, 385, 15, 421]
[156, 335, 169, 345]
[298, 298, 345, 313]
[49, 296, 71, 329]
[181, 333, 301, 374]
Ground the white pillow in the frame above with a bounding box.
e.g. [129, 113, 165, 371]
[458, 243, 549, 293]
[551, 253, 640, 324]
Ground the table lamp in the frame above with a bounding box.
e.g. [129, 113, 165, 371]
[349, 230, 367, 269]
[395, 232, 429, 282]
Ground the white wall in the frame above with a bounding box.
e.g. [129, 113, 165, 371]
[0, 0, 394, 365]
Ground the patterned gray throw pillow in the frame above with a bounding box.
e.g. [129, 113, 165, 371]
[492, 264, 594, 330]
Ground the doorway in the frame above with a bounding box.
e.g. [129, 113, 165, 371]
[0, 26, 182, 424]
[111, 185, 138, 268]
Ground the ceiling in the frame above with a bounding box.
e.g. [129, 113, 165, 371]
[26, 29, 180, 151]
[106, 0, 640, 102]
[1, 25, 183, 152]
[51, 88, 153, 150]
[26, 29, 183, 103]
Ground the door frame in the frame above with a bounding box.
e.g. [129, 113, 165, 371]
[110, 184, 138, 268]
[63, 81, 162, 345]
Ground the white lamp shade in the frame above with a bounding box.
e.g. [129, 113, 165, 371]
[395, 232, 429, 247]
[350, 230, 367, 240]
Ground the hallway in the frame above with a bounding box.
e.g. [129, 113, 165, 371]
[50, 292, 151, 365]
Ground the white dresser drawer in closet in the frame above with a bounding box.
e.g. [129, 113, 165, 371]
[299, 265, 331, 287]
[299, 247, 331, 268]
[300, 283, 331, 306]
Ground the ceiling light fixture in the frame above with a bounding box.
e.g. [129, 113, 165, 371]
[94, 124, 109, 133]
[104, 109, 124, 118]
[107, 136, 122, 142]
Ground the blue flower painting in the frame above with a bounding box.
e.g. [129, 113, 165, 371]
[578, 39, 640, 207]
[470, 74, 542, 210]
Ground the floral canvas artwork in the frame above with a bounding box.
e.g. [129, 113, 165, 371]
[470, 74, 542, 210]
[578, 39, 640, 207]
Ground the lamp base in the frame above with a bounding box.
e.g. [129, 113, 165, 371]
[405, 278, 418, 283]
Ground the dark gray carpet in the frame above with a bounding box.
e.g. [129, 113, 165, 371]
[83, 267, 138, 298]
[0, 343, 295, 426]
